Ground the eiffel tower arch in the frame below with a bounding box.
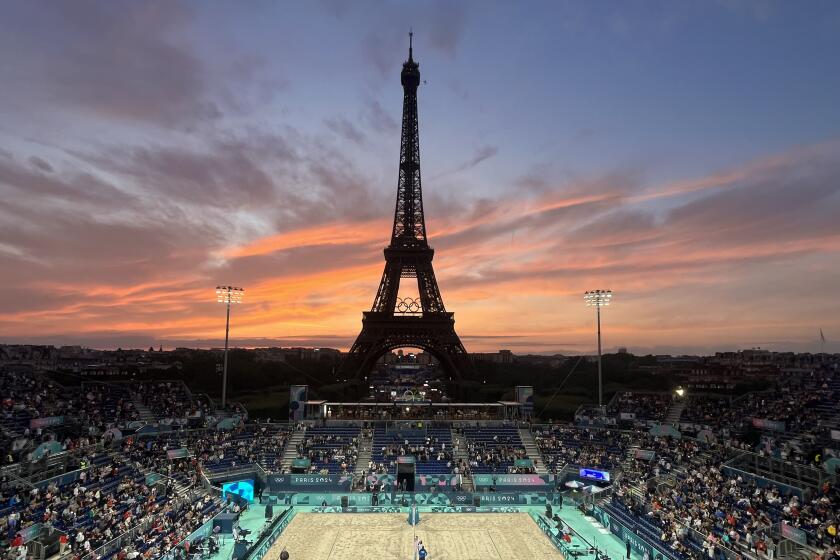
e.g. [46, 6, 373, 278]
[342, 34, 471, 380]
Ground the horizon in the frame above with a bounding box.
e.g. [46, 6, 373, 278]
[2, 2, 840, 355]
[1, 339, 833, 359]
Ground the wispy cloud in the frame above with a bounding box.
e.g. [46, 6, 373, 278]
[2, 3, 839, 354]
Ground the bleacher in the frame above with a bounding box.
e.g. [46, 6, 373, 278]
[680, 395, 732, 425]
[80, 381, 138, 426]
[609, 392, 672, 422]
[603, 498, 694, 560]
[135, 380, 197, 419]
[370, 423, 454, 474]
[534, 425, 626, 473]
[297, 426, 360, 474]
[156, 424, 289, 474]
[462, 425, 526, 474]
[0, 408, 33, 440]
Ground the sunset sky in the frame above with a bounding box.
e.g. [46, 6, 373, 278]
[2, 1, 839, 354]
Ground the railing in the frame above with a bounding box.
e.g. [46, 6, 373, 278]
[156, 501, 229, 560]
[5, 440, 105, 484]
[199, 468, 223, 497]
[768, 521, 824, 558]
[531, 510, 599, 560]
[675, 514, 755, 560]
[612, 491, 761, 560]
[725, 449, 836, 490]
[203, 463, 261, 483]
[246, 507, 295, 560]
[648, 472, 677, 492]
[79, 515, 157, 560]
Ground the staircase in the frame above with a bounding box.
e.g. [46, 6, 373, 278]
[452, 429, 474, 491]
[172, 476, 193, 496]
[518, 428, 548, 474]
[664, 399, 687, 425]
[279, 426, 306, 472]
[354, 429, 373, 477]
[131, 396, 157, 423]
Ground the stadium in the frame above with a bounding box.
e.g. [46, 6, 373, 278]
[3, 6, 840, 560]
[2, 360, 839, 560]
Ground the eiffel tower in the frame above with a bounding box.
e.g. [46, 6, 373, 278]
[342, 34, 470, 379]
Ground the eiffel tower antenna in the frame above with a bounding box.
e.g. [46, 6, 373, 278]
[341, 35, 471, 380]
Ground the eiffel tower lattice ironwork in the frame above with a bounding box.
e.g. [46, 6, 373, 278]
[342, 34, 470, 379]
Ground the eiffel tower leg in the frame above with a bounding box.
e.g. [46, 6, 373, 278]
[416, 262, 445, 313]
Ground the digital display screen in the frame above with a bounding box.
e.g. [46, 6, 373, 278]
[222, 479, 254, 502]
[579, 468, 610, 482]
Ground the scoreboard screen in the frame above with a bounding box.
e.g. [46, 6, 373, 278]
[579, 468, 610, 482]
[222, 479, 255, 502]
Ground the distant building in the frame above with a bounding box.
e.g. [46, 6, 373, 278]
[471, 350, 514, 364]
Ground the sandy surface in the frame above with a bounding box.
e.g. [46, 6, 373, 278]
[263, 512, 564, 560]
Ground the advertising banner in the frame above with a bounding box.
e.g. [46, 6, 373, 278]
[31, 440, 63, 459]
[416, 474, 460, 488]
[473, 474, 553, 488]
[605, 508, 659, 560]
[30, 416, 64, 429]
[364, 474, 463, 490]
[145, 473, 163, 486]
[166, 448, 191, 460]
[267, 491, 553, 508]
[830, 429, 840, 442]
[291, 458, 311, 470]
[752, 418, 786, 432]
[634, 449, 656, 461]
[289, 385, 308, 421]
[19, 523, 42, 543]
[365, 474, 396, 488]
[268, 473, 352, 492]
[475, 493, 523, 504]
[781, 522, 807, 545]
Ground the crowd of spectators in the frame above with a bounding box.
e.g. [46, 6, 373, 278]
[680, 396, 732, 426]
[679, 373, 837, 435]
[134, 382, 210, 421]
[367, 424, 459, 476]
[461, 428, 528, 474]
[0, 421, 288, 558]
[1, 372, 71, 425]
[535, 425, 633, 473]
[710, 390, 823, 434]
[187, 425, 289, 473]
[77, 383, 139, 433]
[608, 392, 672, 422]
[0, 449, 222, 560]
[2, 367, 839, 559]
[296, 428, 360, 474]
[1, 371, 256, 467]
[617, 464, 840, 560]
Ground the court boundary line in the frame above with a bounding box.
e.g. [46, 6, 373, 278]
[488, 529, 505, 559]
[273, 512, 563, 560]
[326, 526, 341, 559]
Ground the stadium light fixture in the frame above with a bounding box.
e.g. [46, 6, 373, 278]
[216, 285, 244, 410]
[584, 289, 612, 411]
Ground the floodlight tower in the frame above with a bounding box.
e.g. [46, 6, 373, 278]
[584, 289, 612, 411]
[216, 285, 244, 410]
